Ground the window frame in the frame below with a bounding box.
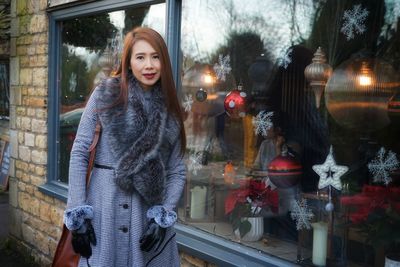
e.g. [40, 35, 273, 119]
[39, 1, 294, 266]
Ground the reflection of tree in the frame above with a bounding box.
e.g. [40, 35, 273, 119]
[307, 0, 385, 67]
[123, 7, 148, 34]
[210, 31, 268, 92]
[60, 46, 96, 110]
[62, 14, 117, 50]
[377, 5, 400, 70]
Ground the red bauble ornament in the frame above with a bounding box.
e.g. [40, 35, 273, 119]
[267, 149, 302, 188]
[224, 87, 247, 118]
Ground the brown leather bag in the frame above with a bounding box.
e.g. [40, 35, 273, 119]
[52, 120, 101, 267]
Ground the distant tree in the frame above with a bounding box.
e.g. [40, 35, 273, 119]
[306, 0, 386, 67]
[210, 31, 269, 92]
[123, 7, 148, 34]
[63, 14, 117, 50]
[60, 46, 90, 107]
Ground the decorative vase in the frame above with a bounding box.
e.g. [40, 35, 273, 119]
[385, 254, 400, 267]
[234, 217, 264, 242]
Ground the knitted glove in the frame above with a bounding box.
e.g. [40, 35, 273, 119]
[71, 219, 97, 258]
[139, 218, 166, 252]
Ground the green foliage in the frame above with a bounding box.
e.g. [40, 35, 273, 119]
[357, 207, 400, 253]
[229, 202, 253, 238]
[62, 14, 117, 50]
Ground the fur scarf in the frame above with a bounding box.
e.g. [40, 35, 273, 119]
[96, 76, 179, 206]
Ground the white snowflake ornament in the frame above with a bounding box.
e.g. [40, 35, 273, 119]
[252, 111, 274, 137]
[341, 4, 369, 40]
[290, 199, 314, 230]
[187, 151, 203, 175]
[312, 146, 348, 191]
[368, 147, 399, 186]
[182, 94, 194, 112]
[213, 54, 232, 81]
[278, 48, 293, 69]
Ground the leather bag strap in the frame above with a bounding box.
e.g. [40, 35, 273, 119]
[85, 118, 101, 188]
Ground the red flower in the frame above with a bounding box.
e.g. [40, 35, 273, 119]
[340, 185, 400, 224]
[225, 179, 279, 215]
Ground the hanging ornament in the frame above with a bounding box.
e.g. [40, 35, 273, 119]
[290, 199, 314, 230]
[312, 146, 349, 212]
[252, 111, 274, 137]
[304, 47, 332, 109]
[182, 94, 194, 112]
[224, 85, 247, 118]
[312, 146, 348, 191]
[213, 54, 232, 81]
[368, 147, 399, 186]
[267, 145, 302, 188]
[195, 88, 207, 102]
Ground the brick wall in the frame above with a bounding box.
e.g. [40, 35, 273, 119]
[8, 0, 65, 266]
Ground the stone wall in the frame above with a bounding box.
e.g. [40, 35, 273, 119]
[8, 0, 65, 266]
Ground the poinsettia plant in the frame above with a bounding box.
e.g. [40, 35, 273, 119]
[340, 185, 400, 254]
[225, 178, 279, 238]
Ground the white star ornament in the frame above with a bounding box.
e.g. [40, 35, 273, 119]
[312, 146, 348, 191]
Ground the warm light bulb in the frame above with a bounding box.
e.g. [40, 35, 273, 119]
[358, 75, 372, 86]
[203, 73, 214, 84]
[357, 61, 374, 87]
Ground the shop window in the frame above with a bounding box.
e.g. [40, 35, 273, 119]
[57, 4, 166, 183]
[178, 0, 400, 266]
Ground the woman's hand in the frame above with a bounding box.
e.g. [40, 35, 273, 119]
[71, 219, 97, 258]
[139, 219, 166, 252]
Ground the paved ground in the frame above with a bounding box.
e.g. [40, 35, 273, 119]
[0, 191, 39, 267]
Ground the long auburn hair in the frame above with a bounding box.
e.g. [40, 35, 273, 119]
[113, 27, 186, 155]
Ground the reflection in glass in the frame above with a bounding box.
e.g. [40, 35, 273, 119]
[179, 0, 400, 265]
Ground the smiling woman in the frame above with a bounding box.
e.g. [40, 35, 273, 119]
[129, 40, 161, 90]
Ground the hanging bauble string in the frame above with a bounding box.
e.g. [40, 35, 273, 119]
[195, 88, 207, 102]
[224, 85, 247, 118]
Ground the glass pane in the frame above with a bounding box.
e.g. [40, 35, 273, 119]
[58, 3, 166, 183]
[179, 0, 400, 266]
[0, 62, 9, 118]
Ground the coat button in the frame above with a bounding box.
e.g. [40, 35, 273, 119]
[119, 226, 128, 233]
[122, 204, 129, 209]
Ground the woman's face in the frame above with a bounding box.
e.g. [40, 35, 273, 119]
[130, 39, 161, 90]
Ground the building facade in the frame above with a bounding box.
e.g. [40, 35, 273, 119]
[4, 0, 400, 266]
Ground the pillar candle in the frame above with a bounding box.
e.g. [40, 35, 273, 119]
[311, 221, 328, 266]
[190, 186, 207, 219]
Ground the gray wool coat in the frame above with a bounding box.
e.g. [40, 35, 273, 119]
[66, 78, 186, 267]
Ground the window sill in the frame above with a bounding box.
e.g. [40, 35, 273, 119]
[38, 181, 68, 202]
[175, 223, 298, 267]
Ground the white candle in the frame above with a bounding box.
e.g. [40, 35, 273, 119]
[190, 186, 207, 219]
[311, 221, 328, 266]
